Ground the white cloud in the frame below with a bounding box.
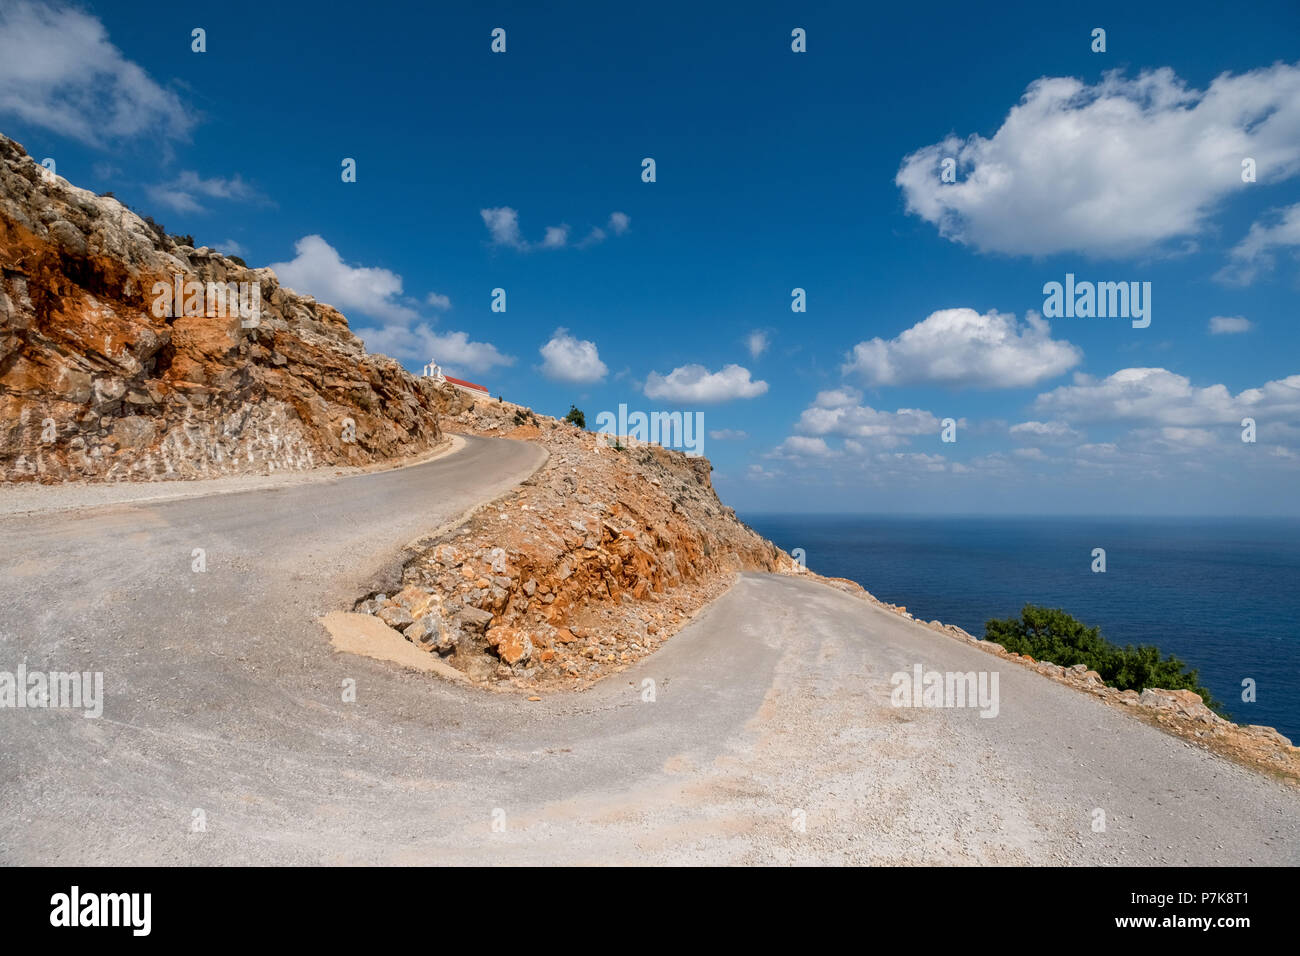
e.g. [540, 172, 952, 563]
[1013, 447, 1049, 461]
[897, 65, 1300, 257]
[539, 328, 607, 383]
[1033, 367, 1300, 426]
[1137, 426, 1220, 451]
[360, 326, 512, 376]
[644, 364, 768, 403]
[147, 171, 264, 214]
[1216, 203, 1300, 285]
[745, 330, 770, 359]
[425, 292, 451, 311]
[843, 309, 1081, 388]
[708, 429, 749, 440]
[270, 235, 417, 323]
[480, 207, 525, 249]
[0, 1, 196, 146]
[793, 387, 944, 447]
[1009, 420, 1083, 443]
[217, 239, 247, 258]
[267, 235, 512, 374]
[482, 208, 629, 250]
[1208, 315, 1253, 335]
[775, 436, 838, 458]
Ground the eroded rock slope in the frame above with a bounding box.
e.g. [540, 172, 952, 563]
[0, 133, 456, 482]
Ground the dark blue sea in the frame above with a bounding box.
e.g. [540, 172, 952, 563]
[743, 514, 1300, 742]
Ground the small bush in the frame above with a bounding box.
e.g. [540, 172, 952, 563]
[140, 215, 168, 245]
[984, 605, 1225, 715]
[564, 405, 586, 428]
[228, 254, 247, 268]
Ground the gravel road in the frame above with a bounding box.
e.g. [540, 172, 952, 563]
[1, 436, 1296, 864]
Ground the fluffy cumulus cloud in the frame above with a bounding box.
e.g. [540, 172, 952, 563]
[896, 65, 1300, 257]
[843, 309, 1081, 388]
[644, 363, 768, 403]
[1216, 203, 1300, 285]
[271, 235, 418, 323]
[1208, 315, 1253, 335]
[480, 207, 525, 249]
[789, 387, 945, 450]
[147, 171, 265, 215]
[360, 325, 512, 376]
[774, 435, 838, 458]
[708, 429, 749, 440]
[1033, 367, 1300, 427]
[270, 236, 510, 373]
[539, 328, 607, 383]
[482, 207, 629, 251]
[0, 1, 196, 146]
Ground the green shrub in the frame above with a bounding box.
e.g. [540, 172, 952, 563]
[983, 605, 1225, 716]
[565, 405, 586, 428]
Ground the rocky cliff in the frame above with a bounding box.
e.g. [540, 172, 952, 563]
[0, 132, 455, 483]
[351, 398, 798, 685]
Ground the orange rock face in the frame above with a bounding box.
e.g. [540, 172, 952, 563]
[0, 133, 463, 482]
[354, 397, 801, 686]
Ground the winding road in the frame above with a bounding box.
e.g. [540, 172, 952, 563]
[1, 435, 1297, 864]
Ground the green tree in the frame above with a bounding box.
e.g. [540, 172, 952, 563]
[983, 605, 1225, 716]
[565, 405, 586, 428]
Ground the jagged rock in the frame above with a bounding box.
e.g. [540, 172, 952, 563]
[376, 605, 414, 629]
[459, 606, 494, 632]
[404, 614, 458, 654]
[487, 626, 533, 665]
[0, 132, 467, 483]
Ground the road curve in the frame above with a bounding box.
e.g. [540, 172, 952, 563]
[1, 436, 1297, 864]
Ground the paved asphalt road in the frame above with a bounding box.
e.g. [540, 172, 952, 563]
[1, 435, 1297, 864]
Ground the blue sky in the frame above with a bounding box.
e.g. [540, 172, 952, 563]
[2, 0, 1299, 514]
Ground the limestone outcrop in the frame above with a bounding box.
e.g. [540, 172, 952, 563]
[353, 397, 796, 684]
[0, 132, 455, 482]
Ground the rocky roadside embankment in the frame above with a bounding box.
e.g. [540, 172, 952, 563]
[348, 398, 795, 686]
[0, 132, 459, 482]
